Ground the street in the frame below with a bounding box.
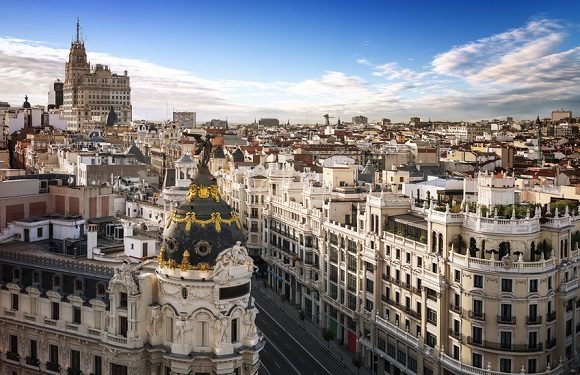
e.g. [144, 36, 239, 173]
[253, 285, 351, 375]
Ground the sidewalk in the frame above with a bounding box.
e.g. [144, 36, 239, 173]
[254, 281, 373, 375]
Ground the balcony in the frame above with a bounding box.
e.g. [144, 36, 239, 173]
[448, 329, 463, 342]
[497, 315, 517, 325]
[526, 315, 542, 325]
[547, 311, 556, 322]
[67, 368, 83, 375]
[467, 337, 543, 352]
[546, 338, 556, 349]
[468, 310, 485, 321]
[382, 297, 421, 319]
[449, 304, 462, 315]
[46, 362, 61, 372]
[26, 356, 40, 367]
[6, 351, 20, 362]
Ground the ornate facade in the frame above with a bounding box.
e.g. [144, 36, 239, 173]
[0, 163, 262, 374]
[221, 162, 580, 375]
[63, 20, 132, 132]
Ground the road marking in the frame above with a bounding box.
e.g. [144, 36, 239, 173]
[256, 301, 334, 375]
[265, 334, 302, 374]
[261, 363, 273, 375]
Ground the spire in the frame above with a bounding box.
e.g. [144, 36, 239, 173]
[76, 18, 80, 43]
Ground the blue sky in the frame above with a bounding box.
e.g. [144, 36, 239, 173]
[0, 0, 579, 122]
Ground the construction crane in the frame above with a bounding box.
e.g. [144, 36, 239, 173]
[323, 114, 335, 126]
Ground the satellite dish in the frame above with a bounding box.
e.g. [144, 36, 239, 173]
[68, 176, 74, 185]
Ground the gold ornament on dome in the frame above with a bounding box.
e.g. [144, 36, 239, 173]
[158, 247, 214, 271]
[186, 184, 221, 202]
[165, 211, 241, 233]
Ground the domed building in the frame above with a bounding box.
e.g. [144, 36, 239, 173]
[0, 161, 263, 375]
[150, 164, 263, 374]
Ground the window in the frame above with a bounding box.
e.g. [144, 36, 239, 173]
[366, 279, 374, 294]
[472, 353, 482, 368]
[73, 307, 81, 324]
[431, 263, 437, 273]
[231, 318, 238, 342]
[9, 334, 17, 354]
[111, 364, 128, 375]
[529, 279, 538, 293]
[501, 279, 512, 292]
[12, 268, 21, 280]
[53, 275, 61, 288]
[500, 331, 512, 349]
[472, 326, 483, 343]
[37, 227, 43, 237]
[97, 284, 106, 296]
[548, 276, 553, 290]
[51, 302, 60, 320]
[417, 257, 422, 267]
[196, 321, 209, 347]
[119, 292, 128, 308]
[30, 339, 37, 359]
[528, 331, 538, 349]
[32, 271, 40, 284]
[94, 355, 102, 375]
[453, 345, 460, 360]
[528, 359, 537, 374]
[426, 332, 437, 348]
[500, 358, 511, 373]
[406, 252, 411, 264]
[500, 304, 512, 321]
[11, 294, 18, 311]
[119, 316, 128, 337]
[71, 349, 81, 371]
[427, 308, 437, 325]
[74, 280, 83, 293]
[474, 275, 483, 288]
[49, 344, 59, 365]
[454, 270, 461, 282]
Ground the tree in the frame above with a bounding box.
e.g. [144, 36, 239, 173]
[537, 239, 553, 260]
[352, 355, 363, 375]
[322, 328, 335, 349]
[449, 234, 467, 254]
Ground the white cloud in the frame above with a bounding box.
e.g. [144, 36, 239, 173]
[0, 17, 578, 122]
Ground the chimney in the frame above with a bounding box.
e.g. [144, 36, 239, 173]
[86, 224, 98, 259]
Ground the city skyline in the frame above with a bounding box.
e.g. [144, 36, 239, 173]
[0, 0, 579, 123]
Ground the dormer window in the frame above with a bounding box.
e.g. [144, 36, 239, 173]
[96, 283, 106, 297]
[32, 271, 40, 285]
[74, 280, 83, 293]
[12, 268, 21, 281]
[53, 275, 62, 289]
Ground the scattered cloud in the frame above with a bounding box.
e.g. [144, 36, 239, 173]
[0, 17, 578, 122]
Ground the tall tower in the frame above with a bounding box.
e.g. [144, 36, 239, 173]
[63, 18, 90, 130]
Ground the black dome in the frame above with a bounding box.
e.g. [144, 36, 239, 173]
[106, 107, 118, 126]
[160, 168, 246, 269]
[22, 95, 31, 109]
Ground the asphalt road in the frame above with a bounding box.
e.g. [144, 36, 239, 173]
[253, 287, 350, 375]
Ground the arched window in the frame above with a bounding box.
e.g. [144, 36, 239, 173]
[432, 231, 437, 252]
[53, 275, 62, 289]
[181, 287, 188, 300]
[96, 283, 106, 296]
[469, 238, 477, 257]
[74, 280, 83, 293]
[499, 242, 510, 258]
[438, 234, 444, 254]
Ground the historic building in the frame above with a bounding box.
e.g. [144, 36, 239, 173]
[63, 20, 132, 132]
[0, 154, 263, 374]
[222, 160, 580, 375]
